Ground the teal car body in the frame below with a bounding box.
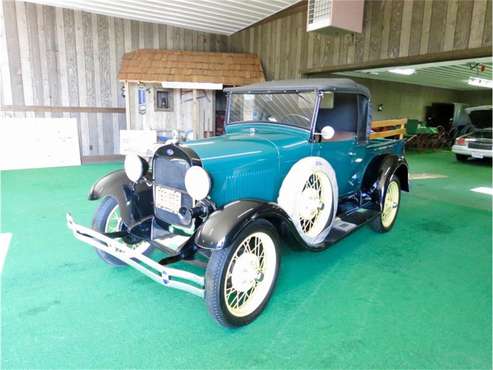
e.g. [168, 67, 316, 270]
[68, 78, 410, 327]
[185, 123, 405, 207]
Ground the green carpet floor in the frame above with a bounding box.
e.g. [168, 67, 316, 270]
[1, 151, 491, 369]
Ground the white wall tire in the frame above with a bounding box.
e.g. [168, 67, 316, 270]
[370, 176, 401, 233]
[205, 219, 280, 327]
[278, 157, 338, 248]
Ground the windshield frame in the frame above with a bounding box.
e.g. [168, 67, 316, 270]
[225, 89, 321, 132]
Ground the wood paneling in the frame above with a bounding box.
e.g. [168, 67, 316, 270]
[230, 0, 492, 79]
[0, 1, 228, 156]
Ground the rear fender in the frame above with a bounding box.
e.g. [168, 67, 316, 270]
[89, 170, 153, 228]
[362, 155, 409, 210]
[194, 200, 309, 250]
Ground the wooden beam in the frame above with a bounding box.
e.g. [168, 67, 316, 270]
[369, 128, 406, 139]
[0, 105, 125, 113]
[370, 118, 407, 140]
[371, 118, 407, 129]
[302, 46, 493, 75]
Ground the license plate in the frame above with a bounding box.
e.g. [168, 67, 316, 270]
[472, 153, 483, 159]
[155, 186, 182, 213]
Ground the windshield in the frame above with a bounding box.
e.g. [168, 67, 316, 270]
[228, 92, 317, 129]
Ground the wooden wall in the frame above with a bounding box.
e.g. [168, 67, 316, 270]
[0, 1, 227, 157]
[127, 84, 215, 137]
[229, 0, 492, 80]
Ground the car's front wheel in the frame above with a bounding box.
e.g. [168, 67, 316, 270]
[205, 219, 280, 327]
[92, 196, 151, 266]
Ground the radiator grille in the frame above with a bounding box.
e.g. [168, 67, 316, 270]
[153, 156, 193, 226]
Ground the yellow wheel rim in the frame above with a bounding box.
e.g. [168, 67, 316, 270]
[381, 180, 400, 228]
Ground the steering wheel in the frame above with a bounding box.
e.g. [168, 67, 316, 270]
[286, 114, 310, 123]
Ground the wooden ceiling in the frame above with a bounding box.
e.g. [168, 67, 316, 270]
[336, 57, 493, 91]
[21, 0, 300, 35]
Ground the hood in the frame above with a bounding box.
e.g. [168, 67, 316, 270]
[466, 106, 492, 129]
[182, 123, 311, 206]
[184, 123, 310, 164]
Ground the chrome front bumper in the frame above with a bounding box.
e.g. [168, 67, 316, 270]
[66, 213, 205, 298]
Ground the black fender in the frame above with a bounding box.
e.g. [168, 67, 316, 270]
[88, 170, 153, 228]
[362, 155, 409, 211]
[194, 199, 309, 250]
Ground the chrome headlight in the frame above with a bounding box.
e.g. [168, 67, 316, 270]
[124, 153, 148, 183]
[184, 166, 211, 200]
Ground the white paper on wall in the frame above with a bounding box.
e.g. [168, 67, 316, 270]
[0, 118, 81, 170]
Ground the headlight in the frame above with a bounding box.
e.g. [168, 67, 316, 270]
[124, 153, 148, 183]
[185, 166, 211, 200]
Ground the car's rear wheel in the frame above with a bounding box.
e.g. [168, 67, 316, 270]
[370, 176, 401, 233]
[92, 196, 151, 266]
[205, 219, 280, 327]
[456, 154, 468, 162]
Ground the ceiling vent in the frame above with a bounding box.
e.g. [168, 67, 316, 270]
[307, 0, 365, 34]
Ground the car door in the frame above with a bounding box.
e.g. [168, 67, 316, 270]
[312, 92, 366, 197]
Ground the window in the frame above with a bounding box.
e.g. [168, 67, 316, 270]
[228, 92, 317, 130]
[155, 89, 173, 111]
[315, 93, 358, 141]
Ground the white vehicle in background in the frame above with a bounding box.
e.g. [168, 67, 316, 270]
[452, 106, 492, 161]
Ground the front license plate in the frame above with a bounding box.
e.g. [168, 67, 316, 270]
[155, 186, 182, 213]
[472, 153, 483, 159]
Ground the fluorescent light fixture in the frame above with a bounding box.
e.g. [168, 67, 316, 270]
[388, 68, 416, 75]
[467, 77, 493, 88]
[471, 187, 493, 196]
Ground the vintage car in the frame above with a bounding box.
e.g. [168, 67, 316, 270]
[67, 79, 409, 327]
[452, 105, 492, 161]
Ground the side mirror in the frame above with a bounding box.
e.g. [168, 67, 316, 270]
[321, 125, 335, 140]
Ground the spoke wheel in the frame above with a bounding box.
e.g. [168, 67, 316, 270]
[224, 232, 277, 318]
[92, 197, 150, 266]
[370, 176, 401, 233]
[297, 172, 333, 238]
[205, 220, 280, 327]
[278, 157, 338, 248]
[381, 180, 399, 228]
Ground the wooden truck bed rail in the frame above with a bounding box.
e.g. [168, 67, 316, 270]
[369, 118, 407, 139]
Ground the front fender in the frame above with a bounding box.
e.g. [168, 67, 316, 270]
[89, 170, 153, 228]
[194, 200, 307, 250]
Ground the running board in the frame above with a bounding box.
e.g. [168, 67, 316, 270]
[325, 208, 379, 246]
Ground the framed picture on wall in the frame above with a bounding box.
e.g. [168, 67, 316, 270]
[155, 89, 173, 111]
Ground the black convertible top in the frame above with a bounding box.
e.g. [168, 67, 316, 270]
[225, 78, 370, 98]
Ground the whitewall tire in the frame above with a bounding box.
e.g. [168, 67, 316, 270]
[205, 219, 280, 327]
[278, 157, 338, 247]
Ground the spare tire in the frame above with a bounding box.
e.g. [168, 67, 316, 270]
[277, 157, 338, 248]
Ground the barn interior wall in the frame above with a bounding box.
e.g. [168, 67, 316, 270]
[0, 1, 228, 157]
[229, 0, 492, 80]
[0, 0, 491, 158]
[342, 77, 457, 121]
[456, 90, 493, 106]
[128, 83, 214, 138]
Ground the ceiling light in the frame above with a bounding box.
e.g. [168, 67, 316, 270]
[388, 68, 416, 75]
[468, 76, 493, 88]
